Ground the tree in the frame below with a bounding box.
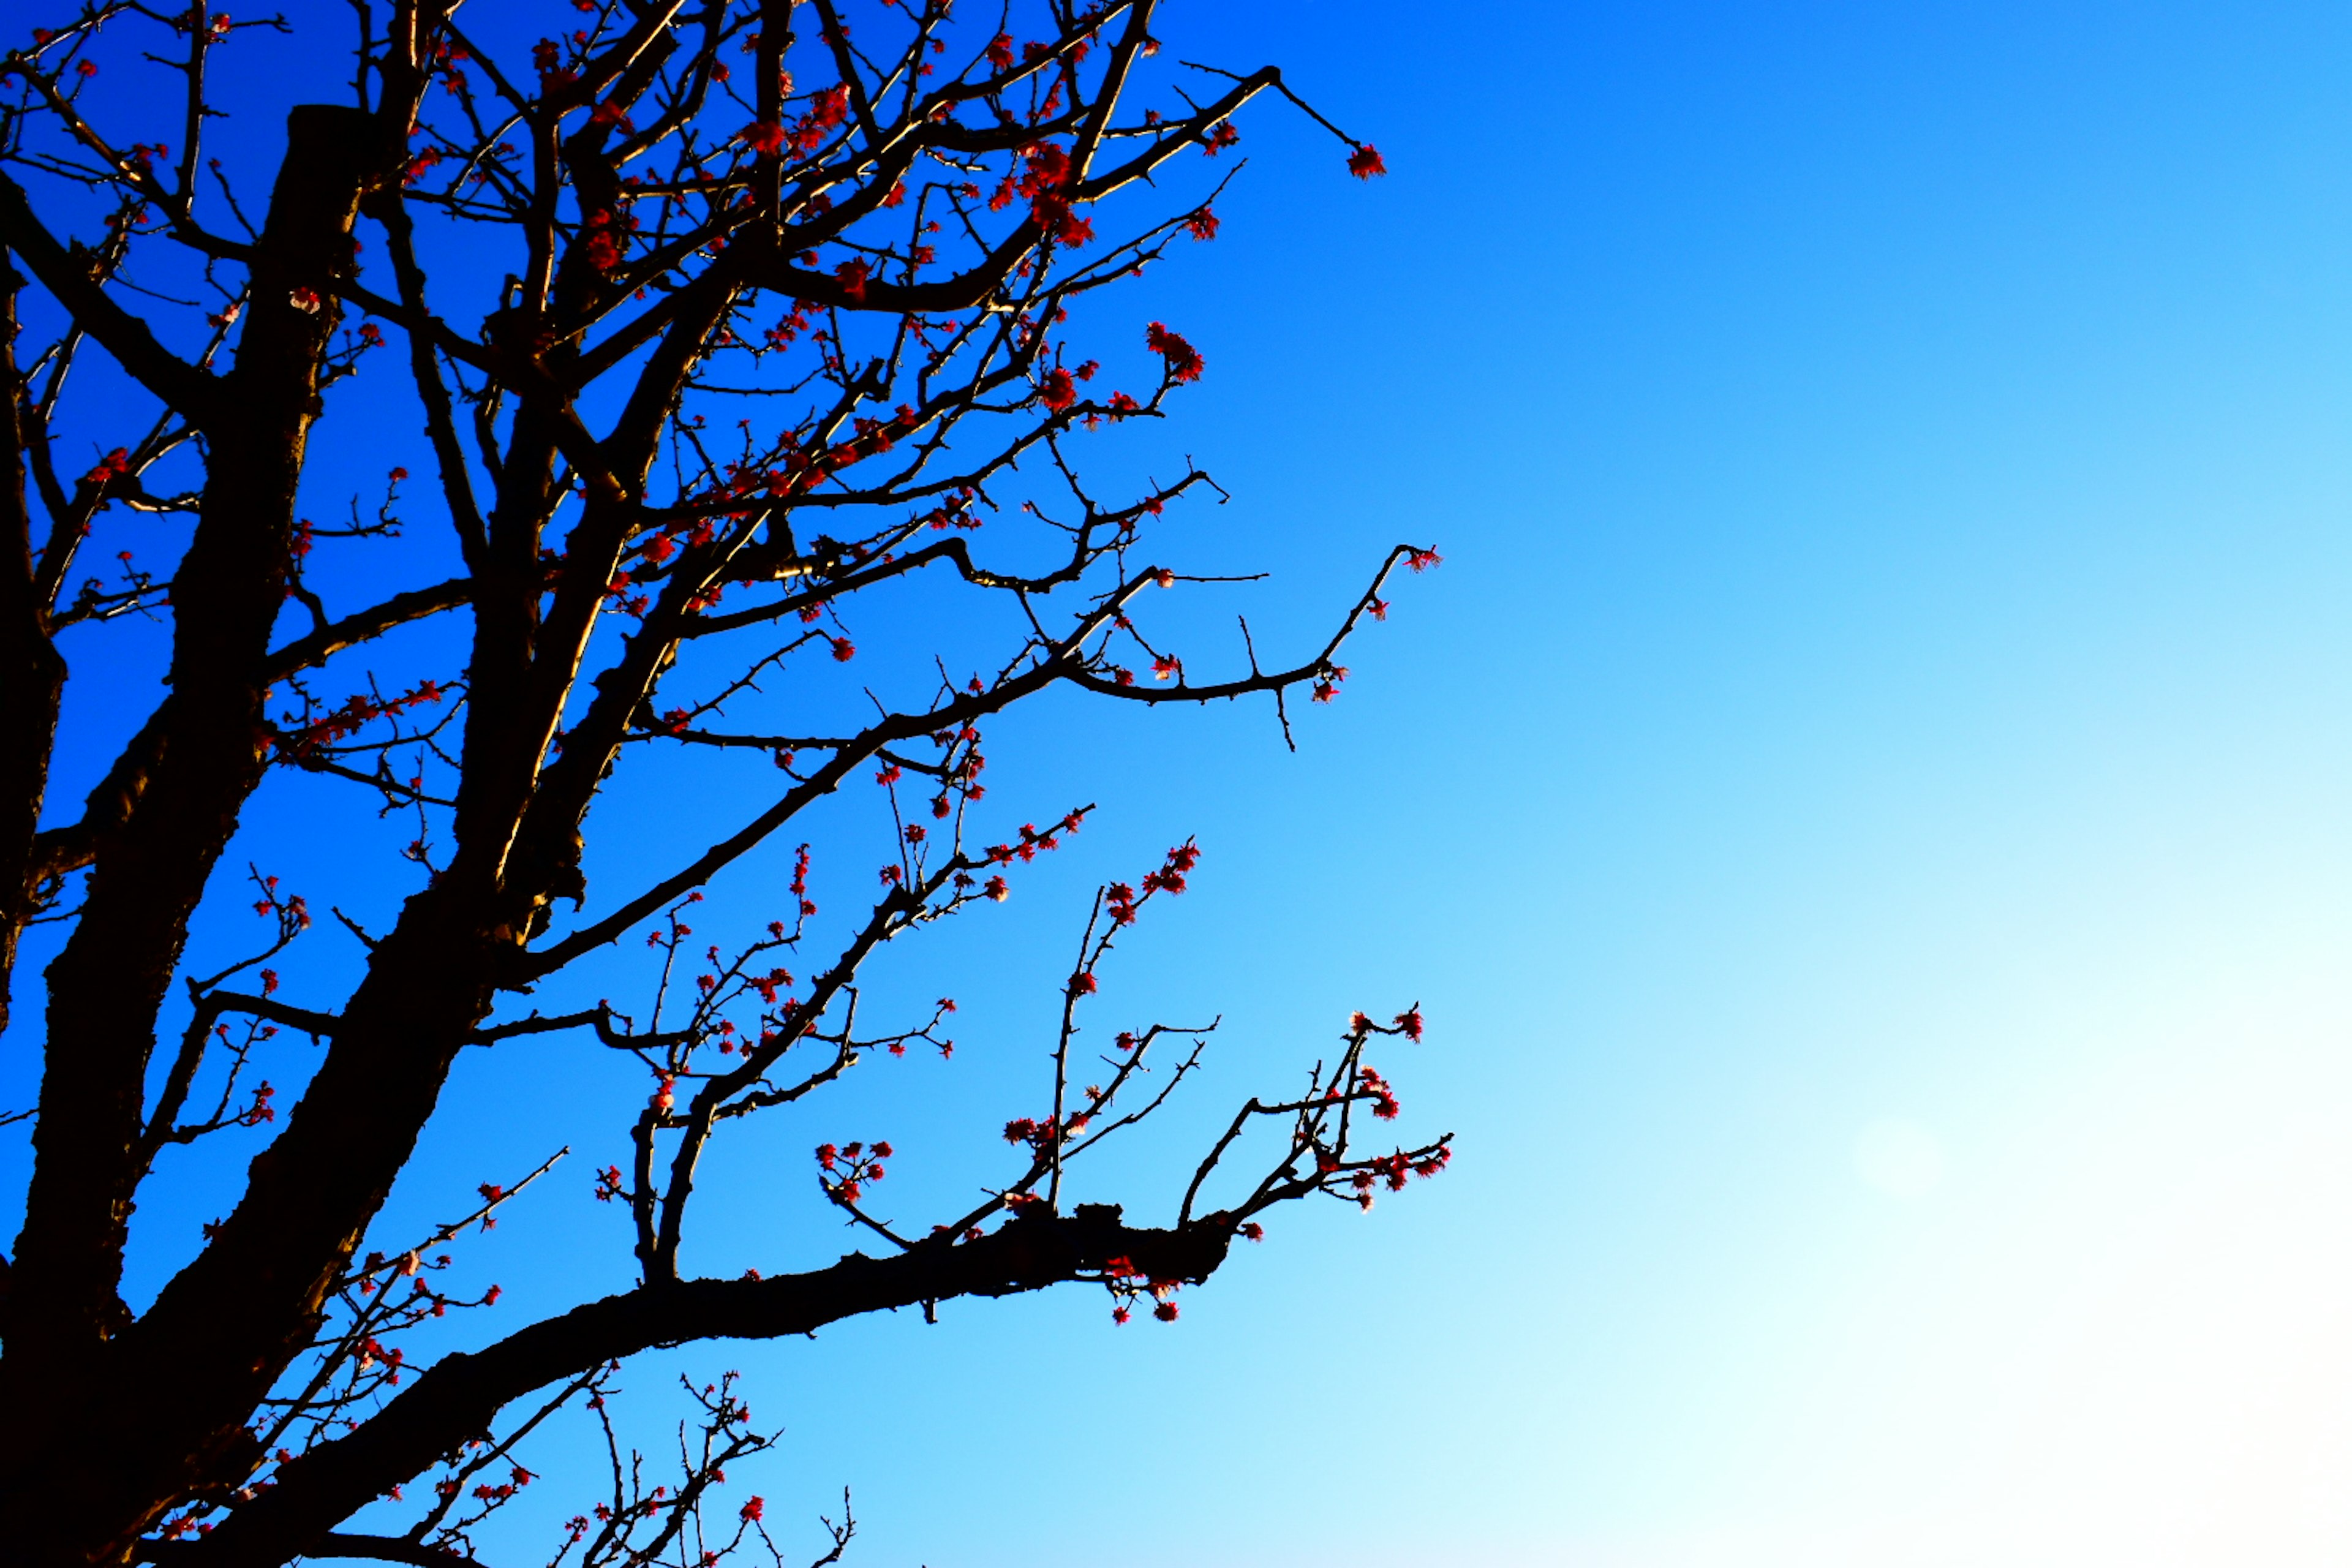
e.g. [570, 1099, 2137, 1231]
[0, 4, 1446, 1565]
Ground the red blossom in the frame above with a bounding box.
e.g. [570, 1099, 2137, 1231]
[82, 448, 130, 488]
[1145, 322, 1204, 383]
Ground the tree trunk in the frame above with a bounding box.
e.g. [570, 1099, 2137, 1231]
[0, 104, 380, 1568]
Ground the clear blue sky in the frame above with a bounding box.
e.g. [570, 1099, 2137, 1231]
[17, 2, 2352, 1563]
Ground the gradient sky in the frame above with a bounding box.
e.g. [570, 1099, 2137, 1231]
[16, 2, 2352, 1565]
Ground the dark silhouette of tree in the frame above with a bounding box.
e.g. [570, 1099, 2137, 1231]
[0, 5, 1446, 1565]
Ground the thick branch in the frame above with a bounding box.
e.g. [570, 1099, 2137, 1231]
[261, 576, 472, 683]
[23, 699, 170, 888]
[187, 1209, 1234, 1568]
[0, 257, 66, 1042]
[298, 1537, 492, 1568]
[0, 174, 221, 426]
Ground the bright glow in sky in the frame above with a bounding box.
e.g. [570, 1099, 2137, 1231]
[12, 2, 2352, 1564]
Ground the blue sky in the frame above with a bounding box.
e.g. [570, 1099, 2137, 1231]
[17, 2, 2352, 1564]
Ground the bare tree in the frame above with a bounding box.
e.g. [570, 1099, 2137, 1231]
[0, 5, 1444, 1566]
